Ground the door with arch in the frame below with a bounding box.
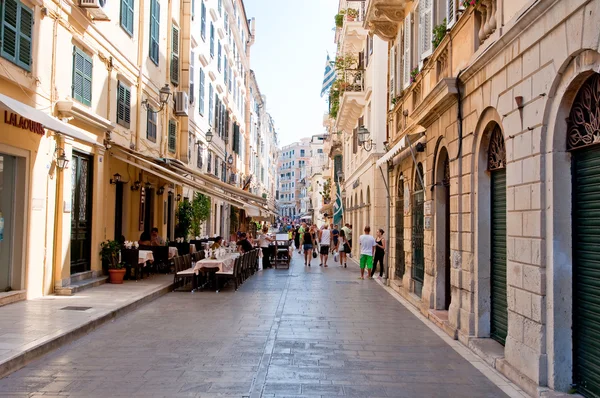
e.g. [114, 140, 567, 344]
[568, 73, 600, 398]
[488, 126, 508, 345]
[412, 163, 425, 297]
[395, 175, 405, 280]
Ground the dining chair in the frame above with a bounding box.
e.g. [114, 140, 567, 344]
[216, 255, 241, 292]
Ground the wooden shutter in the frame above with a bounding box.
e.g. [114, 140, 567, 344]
[189, 52, 195, 104]
[120, 0, 134, 35]
[146, 109, 157, 142]
[420, 0, 433, 59]
[358, 51, 364, 69]
[447, 0, 456, 28]
[149, 0, 160, 64]
[210, 23, 214, 57]
[352, 127, 358, 154]
[208, 83, 213, 125]
[403, 13, 412, 88]
[200, 1, 206, 40]
[168, 119, 177, 153]
[224, 54, 228, 83]
[72, 47, 93, 106]
[117, 82, 131, 128]
[217, 40, 221, 71]
[1, 0, 33, 71]
[170, 25, 180, 85]
[365, 36, 370, 67]
[199, 69, 205, 115]
[389, 46, 395, 103]
[490, 168, 507, 345]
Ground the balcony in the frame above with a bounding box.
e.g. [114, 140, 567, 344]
[364, 0, 407, 41]
[334, 69, 366, 133]
[338, 1, 368, 53]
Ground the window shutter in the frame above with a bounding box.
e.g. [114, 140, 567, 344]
[17, 3, 32, 70]
[168, 119, 177, 153]
[396, 39, 402, 94]
[207, 151, 212, 172]
[120, 0, 134, 35]
[210, 23, 214, 57]
[146, 109, 157, 142]
[224, 54, 228, 83]
[170, 25, 180, 85]
[72, 47, 93, 106]
[447, 0, 456, 28]
[390, 46, 395, 103]
[358, 51, 364, 70]
[117, 82, 131, 128]
[200, 1, 206, 40]
[189, 52, 195, 104]
[421, 0, 433, 58]
[197, 146, 203, 168]
[403, 13, 412, 88]
[149, 0, 160, 64]
[208, 83, 214, 125]
[353, 127, 358, 154]
[217, 40, 221, 71]
[199, 69, 205, 115]
[1, 0, 33, 71]
[213, 92, 218, 128]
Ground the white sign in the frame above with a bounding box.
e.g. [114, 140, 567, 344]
[424, 201, 432, 216]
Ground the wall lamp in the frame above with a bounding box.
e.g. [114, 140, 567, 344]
[109, 173, 122, 184]
[156, 186, 165, 195]
[141, 84, 172, 113]
[357, 126, 373, 152]
[176, 193, 182, 201]
[131, 181, 142, 191]
[205, 128, 213, 143]
[55, 147, 70, 170]
[144, 182, 152, 190]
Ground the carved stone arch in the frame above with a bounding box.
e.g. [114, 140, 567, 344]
[487, 125, 506, 171]
[567, 73, 600, 151]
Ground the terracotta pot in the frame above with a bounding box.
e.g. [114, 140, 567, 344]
[346, 15, 355, 21]
[108, 269, 126, 284]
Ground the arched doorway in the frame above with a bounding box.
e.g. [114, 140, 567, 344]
[435, 148, 451, 310]
[395, 174, 405, 280]
[568, 73, 600, 398]
[488, 126, 507, 346]
[412, 163, 425, 297]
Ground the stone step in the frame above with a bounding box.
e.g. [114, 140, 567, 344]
[69, 270, 95, 283]
[55, 276, 108, 296]
[0, 290, 26, 307]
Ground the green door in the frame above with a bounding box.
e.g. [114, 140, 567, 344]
[395, 179, 405, 280]
[412, 164, 425, 297]
[490, 168, 507, 345]
[573, 145, 600, 397]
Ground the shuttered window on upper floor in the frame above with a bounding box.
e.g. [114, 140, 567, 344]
[199, 68, 205, 115]
[1, 0, 33, 71]
[72, 46, 93, 106]
[168, 119, 177, 153]
[116, 81, 131, 128]
[149, 0, 160, 65]
[170, 25, 179, 85]
[189, 51, 195, 104]
[147, 109, 157, 142]
[200, 1, 206, 40]
[209, 22, 214, 57]
[120, 0, 134, 35]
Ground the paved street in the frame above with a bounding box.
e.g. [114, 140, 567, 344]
[0, 254, 513, 397]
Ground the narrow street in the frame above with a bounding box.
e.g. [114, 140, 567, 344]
[1, 254, 511, 397]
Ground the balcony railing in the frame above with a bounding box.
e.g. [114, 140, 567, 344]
[343, 1, 367, 23]
[340, 69, 365, 93]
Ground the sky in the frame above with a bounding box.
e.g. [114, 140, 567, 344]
[244, 0, 338, 147]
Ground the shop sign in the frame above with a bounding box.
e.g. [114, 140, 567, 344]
[4, 111, 45, 135]
[424, 216, 432, 230]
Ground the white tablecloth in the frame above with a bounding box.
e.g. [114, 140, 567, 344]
[168, 247, 178, 258]
[138, 250, 154, 265]
[193, 253, 239, 274]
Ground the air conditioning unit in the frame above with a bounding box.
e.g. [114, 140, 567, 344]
[79, 0, 110, 20]
[174, 91, 189, 116]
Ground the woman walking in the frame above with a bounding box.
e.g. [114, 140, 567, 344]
[258, 226, 275, 269]
[294, 226, 301, 253]
[371, 229, 386, 279]
[303, 226, 316, 266]
[338, 229, 349, 268]
[319, 224, 331, 267]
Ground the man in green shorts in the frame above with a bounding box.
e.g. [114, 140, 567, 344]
[358, 226, 376, 280]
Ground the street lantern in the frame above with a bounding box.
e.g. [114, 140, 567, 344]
[358, 126, 373, 152]
[55, 148, 70, 170]
[205, 129, 213, 143]
[227, 154, 234, 165]
[142, 84, 172, 113]
[109, 173, 121, 185]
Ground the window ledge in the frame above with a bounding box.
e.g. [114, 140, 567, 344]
[56, 100, 116, 132]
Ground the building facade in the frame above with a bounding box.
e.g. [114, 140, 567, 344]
[276, 139, 310, 221]
[361, 0, 600, 396]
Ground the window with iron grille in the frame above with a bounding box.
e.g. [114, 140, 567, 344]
[0, 0, 33, 71]
[72, 46, 93, 106]
[168, 119, 177, 153]
[116, 81, 131, 128]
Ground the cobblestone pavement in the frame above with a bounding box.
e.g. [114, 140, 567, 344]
[0, 253, 510, 397]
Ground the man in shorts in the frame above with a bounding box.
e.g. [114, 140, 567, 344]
[359, 226, 376, 280]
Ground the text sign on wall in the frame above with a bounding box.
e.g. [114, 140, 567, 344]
[4, 111, 45, 135]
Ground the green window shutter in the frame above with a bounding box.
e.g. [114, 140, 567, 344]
[170, 25, 179, 85]
[149, 0, 159, 64]
[72, 47, 93, 106]
[217, 40, 221, 72]
[17, 3, 32, 70]
[117, 82, 131, 128]
[1, 0, 32, 71]
[168, 120, 177, 153]
[209, 23, 214, 57]
[199, 68, 205, 115]
[200, 2, 206, 40]
[189, 52, 195, 104]
[120, 0, 134, 35]
[208, 83, 213, 125]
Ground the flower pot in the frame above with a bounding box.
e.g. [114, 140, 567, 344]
[108, 269, 126, 284]
[346, 15, 355, 21]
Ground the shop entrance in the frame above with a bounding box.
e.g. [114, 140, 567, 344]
[0, 154, 16, 291]
[70, 151, 93, 275]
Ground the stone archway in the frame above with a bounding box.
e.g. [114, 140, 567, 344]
[433, 147, 451, 311]
[412, 163, 425, 297]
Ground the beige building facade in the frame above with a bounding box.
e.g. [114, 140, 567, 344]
[363, 0, 600, 396]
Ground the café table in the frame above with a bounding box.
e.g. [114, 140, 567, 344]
[191, 253, 239, 291]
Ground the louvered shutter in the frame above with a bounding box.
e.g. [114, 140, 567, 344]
[200, 2, 206, 40]
[207, 151, 212, 172]
[224, 54, 228, 83]
[168, 120, 177, 153]
[170, 25, 180, 85]
[403, 13, 412, 88]
[447, 0, 456, 28]
[149, 0, 160, 64]
[352, 127, 358, 154]
[213, 92, 218, 130]
[420, 0, 433, 59]
[208, 83, 213, 125]
[120, 0, 134, 35]
[210, 23, 214, 57]
[217, 40, 221, 71]
[72, 47, 93, 106]
[199, 69, 205, 115]
[1, 0, 33, 71]
[117, 82, 131, 128]
[390, 46, 395, 103]
[17, 3, 32, 70]
[189, 52, 195, 104]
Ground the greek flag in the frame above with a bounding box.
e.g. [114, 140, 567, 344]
[320, 55, 336, 97]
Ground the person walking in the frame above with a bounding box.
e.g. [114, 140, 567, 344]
[358, 226, 376, 280]
[258, 226, 275, 269]
[342, 223, 353, 256]
[303, 226, 316, 266]
[338, 229, 349, 268]
[371, 229, 386, 279]
[319, 224, 331, 267]
[331, 224, 339, 257]
[293, 226, 301, 254]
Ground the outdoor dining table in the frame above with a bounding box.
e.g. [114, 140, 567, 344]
[190, 253, 239, 291]
[138, 250, 154, 264]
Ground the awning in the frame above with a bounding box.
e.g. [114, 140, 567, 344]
[110, 148, 246, 208]
[0, 93, 97, 145]
[376, 128, 426, 168]
[245, 205, 262, 217]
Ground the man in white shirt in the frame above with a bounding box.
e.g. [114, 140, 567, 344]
[359, 226, 376, 280]
[318, 224, 331, 267]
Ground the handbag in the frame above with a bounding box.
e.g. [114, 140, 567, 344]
[343, 242, 351, 253]
[312, 251, 317, 259]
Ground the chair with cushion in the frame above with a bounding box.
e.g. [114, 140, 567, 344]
[216, 255, 241, 292]
[173, 256, 195, 291]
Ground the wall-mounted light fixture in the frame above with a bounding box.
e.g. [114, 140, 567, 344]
[227, 154, 234, 165]
[357, 126, 373, 152]
[205, 128, 213, 143]
[176, 193, 182, 201]
[144, 182, 152, 190]
[55, 147, 70, 170]
[131, 181, 142, 191]
[156, 186, 165, 195]
[141, 84, 172, 113]
[109, 173, 121, 184]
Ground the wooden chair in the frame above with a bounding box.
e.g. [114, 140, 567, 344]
[173, 256, 195, 291]
[216, 255, 242, 292]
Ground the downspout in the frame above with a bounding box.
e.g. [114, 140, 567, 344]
[450, 69, 464, 162]
[135, 0, 146, 153]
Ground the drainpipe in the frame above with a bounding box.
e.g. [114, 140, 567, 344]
[450, 69, 464, 162]
[135, 0, 146, 153]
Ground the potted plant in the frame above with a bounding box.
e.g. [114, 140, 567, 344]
[335, 13, 344, 28]
[346, 8, 359, 21]
[100, 240, 126, 283]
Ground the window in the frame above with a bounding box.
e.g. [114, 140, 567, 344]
[317, 149, 323, 153]
[168, 119, 177, 153]
[199, 68, 205, 115]
[146, 109, 157, 142]
[210, 23, 214, 57]
[207, 151, 212, 173]
[224, 11, 229, 34]
[1, 0, 33, 70]
[224, 55, 228, 83]
[218, 0, 222, 15]
[300, 149, 304, 157]
[214, 157, 218, 177]
[208, 83, 214, 125]
[200, 1, 206, 40]
[403, 13, 412, 88]
[419, 0, 434, 59]
[217, 40, 221, 72]
[149, 0, 160, 64]
[170, 25, 180, 85]
[120, 0, 134, 35]
[191, 0, 195, 20]
[189, 51, 195, 104]
[116, 81, 131, 128]
[72, 47, 93, 106]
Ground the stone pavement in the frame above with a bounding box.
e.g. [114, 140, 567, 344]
[0, 275, 173, 379]
[0, 254, 525, 397]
